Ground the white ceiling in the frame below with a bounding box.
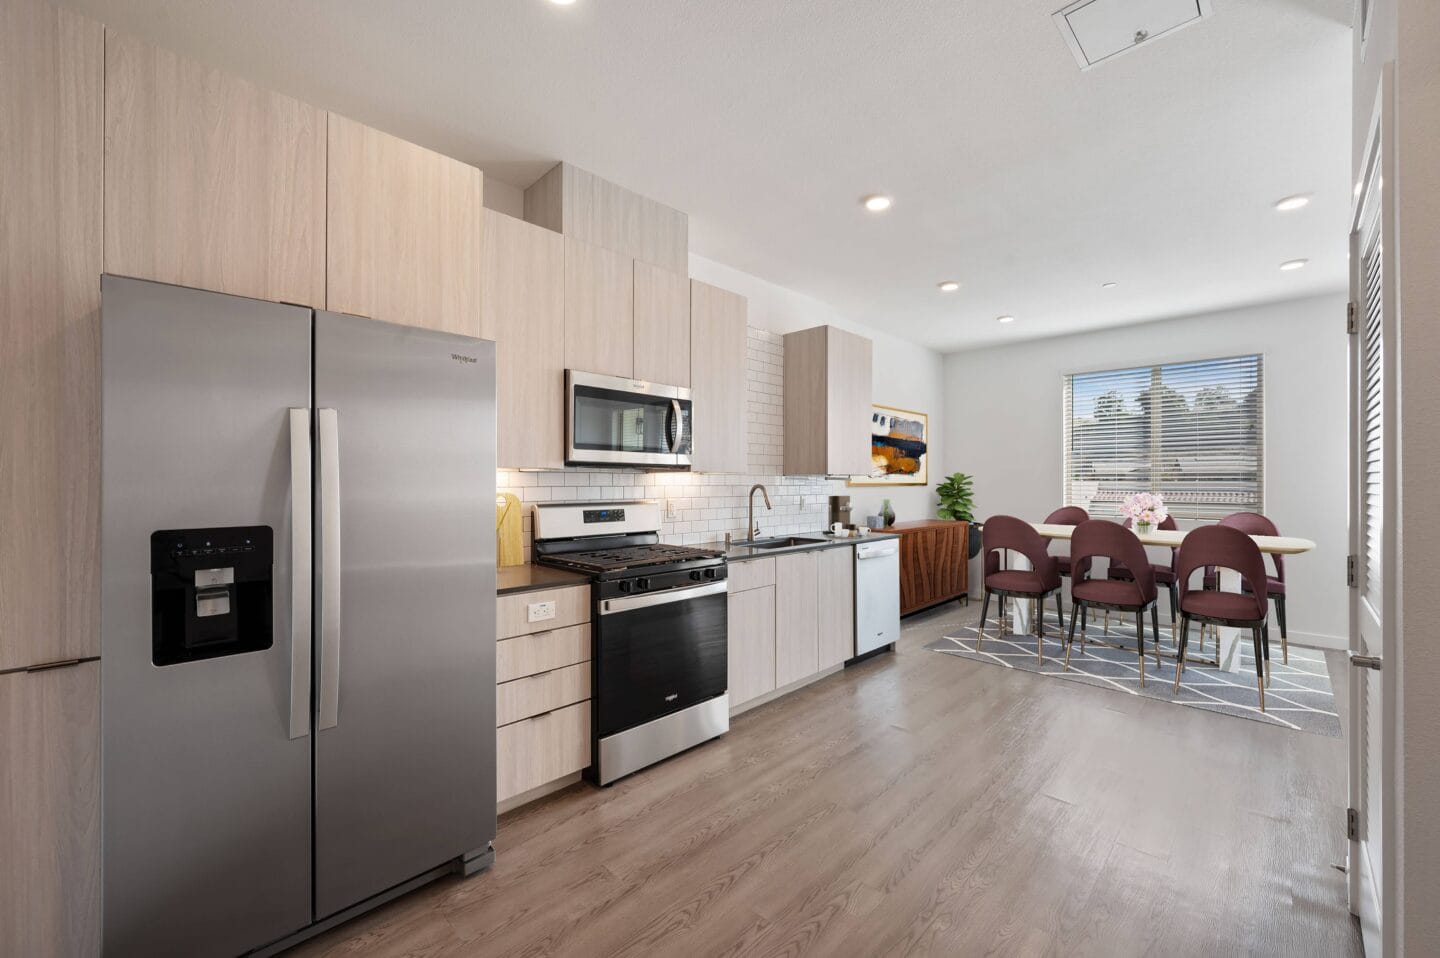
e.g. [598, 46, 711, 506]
[67, 0, 1354, 352]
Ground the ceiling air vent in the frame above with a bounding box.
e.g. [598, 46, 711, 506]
[1053, 0, 1213, 70]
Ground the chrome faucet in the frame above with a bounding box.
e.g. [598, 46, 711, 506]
[747, 483, 772, 542]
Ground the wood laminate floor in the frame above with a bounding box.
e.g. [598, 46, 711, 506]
[291, 604, 1363, 957]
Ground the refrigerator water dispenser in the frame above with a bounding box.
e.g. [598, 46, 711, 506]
[150, 526, 273, 665]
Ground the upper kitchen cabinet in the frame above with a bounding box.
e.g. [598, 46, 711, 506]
[564, 237, 634, 379]
[633, 261, 690, 387]
[782, 325, 873, 477]
[689, 280, 749, 473]
[327, 114, 483, 335]
[2, 0, 103, 672]
[483, 212, 566, 469]
[103, 31, 326, 308]
[524, 162, 687, 273]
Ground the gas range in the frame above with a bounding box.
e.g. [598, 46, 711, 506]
[531, 502, 729, 786]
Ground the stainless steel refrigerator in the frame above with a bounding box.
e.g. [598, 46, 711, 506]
[100, 276, 497, 957]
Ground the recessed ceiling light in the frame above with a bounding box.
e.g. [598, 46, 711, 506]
[937, 280, 960, 292]
[1101, 282, 1118, 289]
[997, 315, 1016, 324]
[1279, 259, 1309, 271]
[547, 0, 578, 5]
[1273, 194, 1311, 212]
[862, 194, 892, 212]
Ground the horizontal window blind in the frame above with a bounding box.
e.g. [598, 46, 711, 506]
[1063, 354, 1264, 521]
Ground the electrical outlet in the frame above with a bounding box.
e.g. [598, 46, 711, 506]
[665, 499, 677, 519]
[527, 600, 556, 623]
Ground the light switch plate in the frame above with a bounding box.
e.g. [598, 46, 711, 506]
[527, 600, 557, 623]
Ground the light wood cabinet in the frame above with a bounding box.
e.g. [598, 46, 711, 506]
[817, 546, 856, 669]
[496, 662, 591, 726]
[103, 30, 326, 307]
[564, 236, 634, 378]
[326, 114, 484, 335]
[497, 702, 590, 804]
[524, 162, 688, 274]
[483, 212, 566, 468]
[690, 280, 749, 473]
[727, 585, 777, 708]
[496, 623, 590, 684]
[2, 0, 103, 673]
[774, 552, 820, 687]
[782, 325, 874, 476]
[495, 585, 592, 805]
[0, 663, 101, 958]
[633, 261, 691, 386]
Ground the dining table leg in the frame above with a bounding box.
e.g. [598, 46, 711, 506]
[1213, 567, 1246, 674]
[1007, 551, 1034, 636]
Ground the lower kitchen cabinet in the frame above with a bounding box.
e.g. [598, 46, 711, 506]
[727, 585, 776, 708]
[495, 585, 592, 806]
[774, 552, 820, 688]
[0, 662, 101, 958]
[496, 702, 590, 803]
[817, 545, 855, 669]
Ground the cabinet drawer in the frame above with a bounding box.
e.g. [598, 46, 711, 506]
[497, 701, 590, 802]
[727, 557, 775, 593]
[497, 662, 591, 726]
[498, 585, 590, 639]
[496, 623, 591, 683]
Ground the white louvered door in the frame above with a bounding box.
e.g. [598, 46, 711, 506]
[1347, 66, 1395, 958]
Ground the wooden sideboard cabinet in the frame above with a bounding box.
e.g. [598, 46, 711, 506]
[889, 521, 969, 616]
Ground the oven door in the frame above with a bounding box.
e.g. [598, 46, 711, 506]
[567, 370, 692, 467]
[594, 580, 727, 737]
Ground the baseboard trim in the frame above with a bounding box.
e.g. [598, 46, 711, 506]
[498, 771, 584, 815]
[1289, 630, 1347, 651]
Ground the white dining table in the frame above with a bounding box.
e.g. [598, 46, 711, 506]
[1004, 522, 1317, 673]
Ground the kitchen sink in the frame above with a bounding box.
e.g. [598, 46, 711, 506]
[742, 536, 828, 550]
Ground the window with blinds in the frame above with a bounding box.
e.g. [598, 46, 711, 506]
[1063, 355, 1264, 521]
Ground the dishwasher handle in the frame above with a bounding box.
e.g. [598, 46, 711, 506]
[855, 542, 897, 560]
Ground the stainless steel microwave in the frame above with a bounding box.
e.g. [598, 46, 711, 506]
[566, 370, 693, 468]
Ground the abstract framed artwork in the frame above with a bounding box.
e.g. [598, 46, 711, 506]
[850, 404, 928, 486]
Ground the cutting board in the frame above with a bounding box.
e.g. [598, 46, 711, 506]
[495, 493, 524, 567]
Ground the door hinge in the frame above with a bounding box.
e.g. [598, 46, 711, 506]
[1347, 553, 1358, 588]
[1347, 301, 1359, 335]
[1347, 807, 1360, 841]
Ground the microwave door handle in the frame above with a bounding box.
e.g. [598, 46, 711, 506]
[287, 409, 312, 739]
[317, 407, 342, 730]
[669, 399, 682, 452]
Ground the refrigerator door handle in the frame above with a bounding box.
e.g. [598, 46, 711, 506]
[317, 407, 342, 730]
[288, 408, 313, 740]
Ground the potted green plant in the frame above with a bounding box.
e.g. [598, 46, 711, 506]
[936, 472, 982, 559]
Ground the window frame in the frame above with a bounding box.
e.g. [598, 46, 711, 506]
[1061, 351, 1267, 522]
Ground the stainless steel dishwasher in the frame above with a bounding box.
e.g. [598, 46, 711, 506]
[854, 539, 901, 655]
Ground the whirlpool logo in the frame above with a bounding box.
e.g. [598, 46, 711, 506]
[450, 353, 478, 365]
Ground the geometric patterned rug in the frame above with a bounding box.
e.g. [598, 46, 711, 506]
[927, 615, 1341, 738]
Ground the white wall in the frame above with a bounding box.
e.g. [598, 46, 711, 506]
[689, 254, 946, 526]
[942, 293, 1348, 647]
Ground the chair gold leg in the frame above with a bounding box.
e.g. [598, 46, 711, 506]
[1257, 672, 1266, 712]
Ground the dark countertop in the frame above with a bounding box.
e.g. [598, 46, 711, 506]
[497, 563, 590, 596]
[700, 530, 900, 563]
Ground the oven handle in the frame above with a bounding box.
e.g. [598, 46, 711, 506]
[600, 579, 728, 615]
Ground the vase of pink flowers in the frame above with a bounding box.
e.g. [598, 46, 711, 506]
[1120, 491, 1168, 535]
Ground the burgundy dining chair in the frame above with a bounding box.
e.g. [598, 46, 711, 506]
[1106, 514, 1180, 634]
[1044, 506, 1089, 630]
[1204, 512, 1289, 663]
[976, 515, 1063, 663]
[1063, 520, 1162, 685]
[1174, 525, 1272, 711]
